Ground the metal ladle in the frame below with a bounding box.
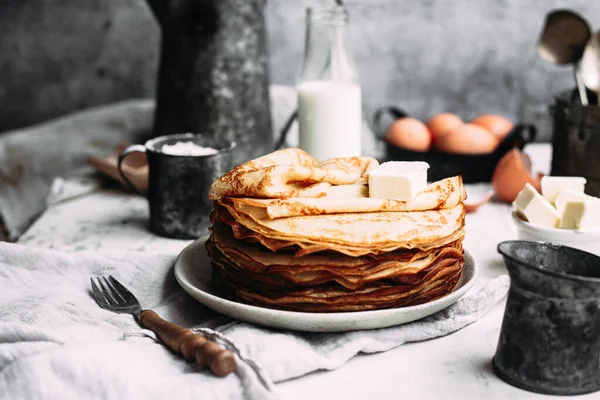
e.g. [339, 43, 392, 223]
[537, 9, 591, 106]
[581, 31, 600, 105]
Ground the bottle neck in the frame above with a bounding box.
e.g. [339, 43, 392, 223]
[307, 4, 348, 27]
[297, 5, 358, 84]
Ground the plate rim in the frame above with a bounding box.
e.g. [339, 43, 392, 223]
[174, 238, 479, 330]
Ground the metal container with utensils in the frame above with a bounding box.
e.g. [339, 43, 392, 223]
[581, 31, 600, 101]
[537, 9, 591, 105]
[494, 241, 600, 395]
[550, 90, 600, 196]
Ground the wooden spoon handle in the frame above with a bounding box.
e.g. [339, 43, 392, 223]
[139, 310, 236, 376]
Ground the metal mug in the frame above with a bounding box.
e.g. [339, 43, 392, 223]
[494, 240, 600, 395]
[117, 133, 236, 239]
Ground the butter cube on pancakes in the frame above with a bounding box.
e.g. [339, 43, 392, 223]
[206, 149, 467, 312]
[368, 161, 430, 201]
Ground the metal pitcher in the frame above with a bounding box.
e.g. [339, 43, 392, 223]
[495, 240, 600, 395]
[144, 0, 273, 166]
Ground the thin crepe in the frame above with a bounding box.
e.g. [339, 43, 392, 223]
[216, 198, 466, 255]
[212, 208, 466, 257]
[227, 176, 465, 219]
[208, 148, 379, 200]
[207, 224, 463, 291]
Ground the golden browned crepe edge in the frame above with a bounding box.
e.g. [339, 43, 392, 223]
[216, 198, 466, 252]
[211, 253, 464, 312]
[208, 235, 463, 291]
[208, 148, 380, 200]
[225, 176, 465, 219]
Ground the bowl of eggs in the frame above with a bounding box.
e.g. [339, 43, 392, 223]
[373, 106, 537, 183]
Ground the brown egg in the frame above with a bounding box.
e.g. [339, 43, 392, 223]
[427, 113, 463, 145]
[435, 123, 498, 154]
[472, 114, 514, 140]
[492, 148, 542, 203]
[384, 117, 431, 152]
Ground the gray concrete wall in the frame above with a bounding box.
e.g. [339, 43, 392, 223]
[0, 1, 159, 130]
[1, 0, 599, 140]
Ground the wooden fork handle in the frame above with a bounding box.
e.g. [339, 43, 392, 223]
[139, 310, 236, 376]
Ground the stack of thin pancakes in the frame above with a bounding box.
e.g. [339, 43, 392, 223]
[206, 149, 467, 312]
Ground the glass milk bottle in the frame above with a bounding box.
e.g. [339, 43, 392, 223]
[296, 4, 362, 161]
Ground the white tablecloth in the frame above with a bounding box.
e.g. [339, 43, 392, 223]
[16, 143, 592, 400]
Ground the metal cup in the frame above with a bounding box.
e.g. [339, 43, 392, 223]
[494, 240, 600, 395]
[118, 133, 236, 239]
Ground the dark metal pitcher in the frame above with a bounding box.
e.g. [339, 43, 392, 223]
[495, 240, 600, 395]
[144, 0, 272, 166]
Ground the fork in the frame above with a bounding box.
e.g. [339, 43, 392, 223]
[90, 275, 236, 377]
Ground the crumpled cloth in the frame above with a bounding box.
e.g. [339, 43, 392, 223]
[0, 99, 153, 240]
[0, 241, 509, 400]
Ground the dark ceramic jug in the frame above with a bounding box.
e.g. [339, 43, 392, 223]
[495, 240, 600, 395]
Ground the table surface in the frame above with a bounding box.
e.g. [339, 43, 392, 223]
[18, 143, 594, 399]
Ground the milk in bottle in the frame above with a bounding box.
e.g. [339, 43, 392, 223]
[296, 4, 362, 161]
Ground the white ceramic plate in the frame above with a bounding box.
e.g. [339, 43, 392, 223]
[174, 239, 479, 332]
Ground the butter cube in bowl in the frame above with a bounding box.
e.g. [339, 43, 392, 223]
[511, 177, 600, 255]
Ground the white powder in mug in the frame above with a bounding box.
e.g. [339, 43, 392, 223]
[160, 141, 219, 156]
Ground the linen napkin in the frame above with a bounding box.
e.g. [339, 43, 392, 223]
[0, 241, 509, 400]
